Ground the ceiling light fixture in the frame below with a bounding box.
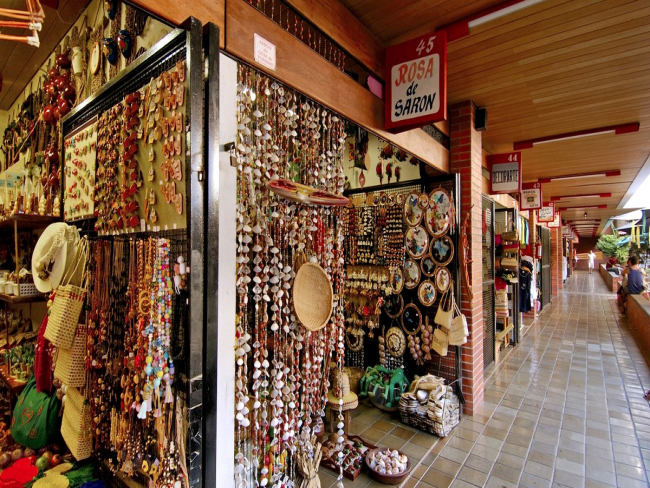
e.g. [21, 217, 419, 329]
[443, 0, 546, 42]
[557, 205, 607, 211]
[535, 170, 620, 184]
[514, 123, 639, 150]
[550, 193, 611, 201]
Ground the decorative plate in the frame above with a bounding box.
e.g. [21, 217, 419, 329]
[385, 326, 407, 357]
[403, 192, 423, 226]
[405, 225, 428, 259]
[434, 267, 451, 293]
[401, 303, 423, 335]
[418, 193, 429, 209]
[430, 235, 454, 267]
[403, 259, 421, 289]
[267, 179, 349, 206]
[384, 294, 404, 319]
[429, 188, 451, 215]
[425, 188, 452, 237]
[390, 266, 404, 294]
[420, 254, 436, 277]
[90, 41, 102, 74]
[418, 280, 437, 307]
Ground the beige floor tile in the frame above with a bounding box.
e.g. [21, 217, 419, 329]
[456, 465, 488, 486]
[421, 469, 454, 488]
[431, 456, 462, 477]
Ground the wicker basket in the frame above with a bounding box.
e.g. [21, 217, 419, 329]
[399, 384, 460, 437]
[61, 386, 92, 460]
[19, 283, 39, 296]
[344, 367, 364, 394]
[293, 263, 333, 331]
[45, 285, 85, 348]
[54, 325, 87, 387]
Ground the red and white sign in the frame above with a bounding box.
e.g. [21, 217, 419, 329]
[254, 34, 276, 71]
[520, 182, 542, 210]
[385, 30, 447, 133]
[488, 152, 522, 194]
[547, 211, 561, 228]
[538, 202, 554, 222]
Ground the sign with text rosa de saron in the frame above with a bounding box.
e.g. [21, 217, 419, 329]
[385, 30, 447, 133]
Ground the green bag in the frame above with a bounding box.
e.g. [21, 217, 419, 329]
[11, 376, 61, 449]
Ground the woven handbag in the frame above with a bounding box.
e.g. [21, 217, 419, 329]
[431, 327, 449, 357]
[54, 325, 87, 387]
[448, 303, 468, 346]
[60, 386, 92, 461]
[500, 219, 519, 242]
[434, 288, 454, 331]
[45, 239, 88, 349]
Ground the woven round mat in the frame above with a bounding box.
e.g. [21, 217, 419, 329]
[293, 262, 333, 331]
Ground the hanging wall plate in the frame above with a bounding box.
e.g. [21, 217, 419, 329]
[385, 327, 407, 357]
[405, 225, 428, 259]
[434, 267, 451, 293]
[384, 294, 404, 319]
[403, 192, 423, 226]
[404, 259, 420, 289]
[425, 188, 452, 237]
[90, 41, 102, 74]
[390, 266, 404, 294]
[401, 303, 423, 335]
[418, 280, 437, 307]
[421, 254, 436, 277]
[430, 235, 455, 267]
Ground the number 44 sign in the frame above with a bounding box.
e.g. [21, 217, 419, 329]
[488, 152, 522, 194]
[385, 30, 447, 133]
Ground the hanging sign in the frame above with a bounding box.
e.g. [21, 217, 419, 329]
[488, 152, 522, 194]
[520, 182, 542, 210]
[547, 211, 561, 228]
[385, 30, 447, 133]
[254, 34, 276, 71]
[538, 202, 554, 222]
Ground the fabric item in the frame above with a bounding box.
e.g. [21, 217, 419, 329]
[0, 458, 39, 487]
[34, 314, 53, 393]
[519, 269, 533, 313]
[628, 268, 645, 294]
[11, 376, 61, 449]
[64, 464, 98, 488]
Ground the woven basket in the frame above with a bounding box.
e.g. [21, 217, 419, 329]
[293, 262, 333, 331]
[61, 386, 92, 461]
[344, 367, 364, 394]
[44, 239, 88, 349]
[399, 381, 460, 437]
[54, 325, 87, 387]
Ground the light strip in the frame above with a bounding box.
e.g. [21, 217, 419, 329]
[514, 123, 639, 150]
[558, 205, 607, 211]
[467, 0, 546, 28]
[550, 193, 611, 201]
[537, 170, 620, 184]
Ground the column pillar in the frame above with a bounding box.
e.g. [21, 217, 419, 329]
[450, 101, 484, 415]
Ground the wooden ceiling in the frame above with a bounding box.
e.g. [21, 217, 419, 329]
[0, 0, 89, 111]
[340, 0, 650, 234]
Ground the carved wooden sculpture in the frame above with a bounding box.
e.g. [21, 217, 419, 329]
[460, 205, 474, 303]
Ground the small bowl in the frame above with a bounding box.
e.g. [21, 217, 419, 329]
[364, 448, 411, 485]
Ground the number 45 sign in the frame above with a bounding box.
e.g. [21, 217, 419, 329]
[385, 30, 447, 133]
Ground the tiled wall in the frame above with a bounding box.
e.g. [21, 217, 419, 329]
[450, 101, 484, 416]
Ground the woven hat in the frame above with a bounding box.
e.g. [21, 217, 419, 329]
[327, 371, 358, 411]
[32, 223, 80, 292]
[293, 262, 333, 331]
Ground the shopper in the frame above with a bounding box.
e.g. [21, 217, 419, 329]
[587, 249, 597, 274]
[620, 255, 646, 314]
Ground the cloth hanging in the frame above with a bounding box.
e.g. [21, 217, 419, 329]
[519, 268, 532, 313]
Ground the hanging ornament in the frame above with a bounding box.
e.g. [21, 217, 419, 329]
[117, 30, 132, 59]
[103, 38, 118, 65]
[359, 170, 365, 188]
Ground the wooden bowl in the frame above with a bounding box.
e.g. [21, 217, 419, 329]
[364, 448, 411, 485]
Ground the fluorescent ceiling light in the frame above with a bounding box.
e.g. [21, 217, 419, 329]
[468, 0, 546, 28]
[514, 123, 639, 150]
[551, 193, 611, 201]
[537, 170, 620, 184]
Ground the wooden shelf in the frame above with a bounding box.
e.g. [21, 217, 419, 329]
[0, 293, 48, 304]
[0, 214, 59, 232]
[495, 323, 514, 343]
[0, 364, 27, 394]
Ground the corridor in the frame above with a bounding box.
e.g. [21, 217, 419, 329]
[322, 271, 650, 488]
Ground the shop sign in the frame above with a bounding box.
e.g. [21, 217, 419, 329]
[254, 34, 276, 71]
[562, 225, 572, 237]
[538, 202, 554, 222]
[520, 182, 541, 210]
[385, 30, 447, 133]
[488, 152, 522, 194]
[547, 211, 561, 228]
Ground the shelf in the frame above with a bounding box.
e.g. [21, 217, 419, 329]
[0, 293, 48, 304]
[495, 323, 514, 343]
[0, 364, 27, 394]
[0, 214, 59, 232]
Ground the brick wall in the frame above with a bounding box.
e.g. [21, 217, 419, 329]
[450, 101, 484, 416]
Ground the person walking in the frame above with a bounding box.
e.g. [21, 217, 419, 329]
[588, 250, 596, 274]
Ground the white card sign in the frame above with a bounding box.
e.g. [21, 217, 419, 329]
[538, 202, 554, 222]
[520, 182, 541, 210]
[254, 34, 276, 71]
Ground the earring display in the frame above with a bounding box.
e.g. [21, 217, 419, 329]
[64, 118, 98, 221]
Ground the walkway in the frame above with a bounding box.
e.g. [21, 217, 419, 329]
[320, 271, 650, 488]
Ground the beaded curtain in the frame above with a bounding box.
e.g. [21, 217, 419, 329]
[234, 66, 348, 488]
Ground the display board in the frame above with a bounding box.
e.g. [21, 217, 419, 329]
[63, 117, 98, 221]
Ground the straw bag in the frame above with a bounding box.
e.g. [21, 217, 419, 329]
[500, 256, 518, 269]
[500, 220, 518, 242]
[61, 386, 93, 461]
[434, 288, 454, 331]
[431, 327, 448, 357]
[448, 303, 468, 346]
[54, 325, 87, 387]
[45, 239, 88, 349]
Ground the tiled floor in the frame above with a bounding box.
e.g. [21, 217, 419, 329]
[318, 271, 650, 487]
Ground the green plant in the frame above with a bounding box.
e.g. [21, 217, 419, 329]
[596, 234, 630, 264]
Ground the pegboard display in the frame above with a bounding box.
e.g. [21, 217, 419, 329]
[63, 117, 98, 221]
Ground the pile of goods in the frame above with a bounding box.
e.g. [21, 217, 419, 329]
[1, 269, 38, 296]
[399, 374, 460, 437]
[359, 365, 409, 411]
[320, 435, 375, 481]
[364, 448, 411, 485]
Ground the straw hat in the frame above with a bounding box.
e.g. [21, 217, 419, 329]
[327, 371, 358, 411]
[293, 262, 333, 331]
[32, 223, 80, 292]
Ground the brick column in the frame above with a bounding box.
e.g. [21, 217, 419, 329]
[550, 228, 561, 295]
[450, 101, 484, 415]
